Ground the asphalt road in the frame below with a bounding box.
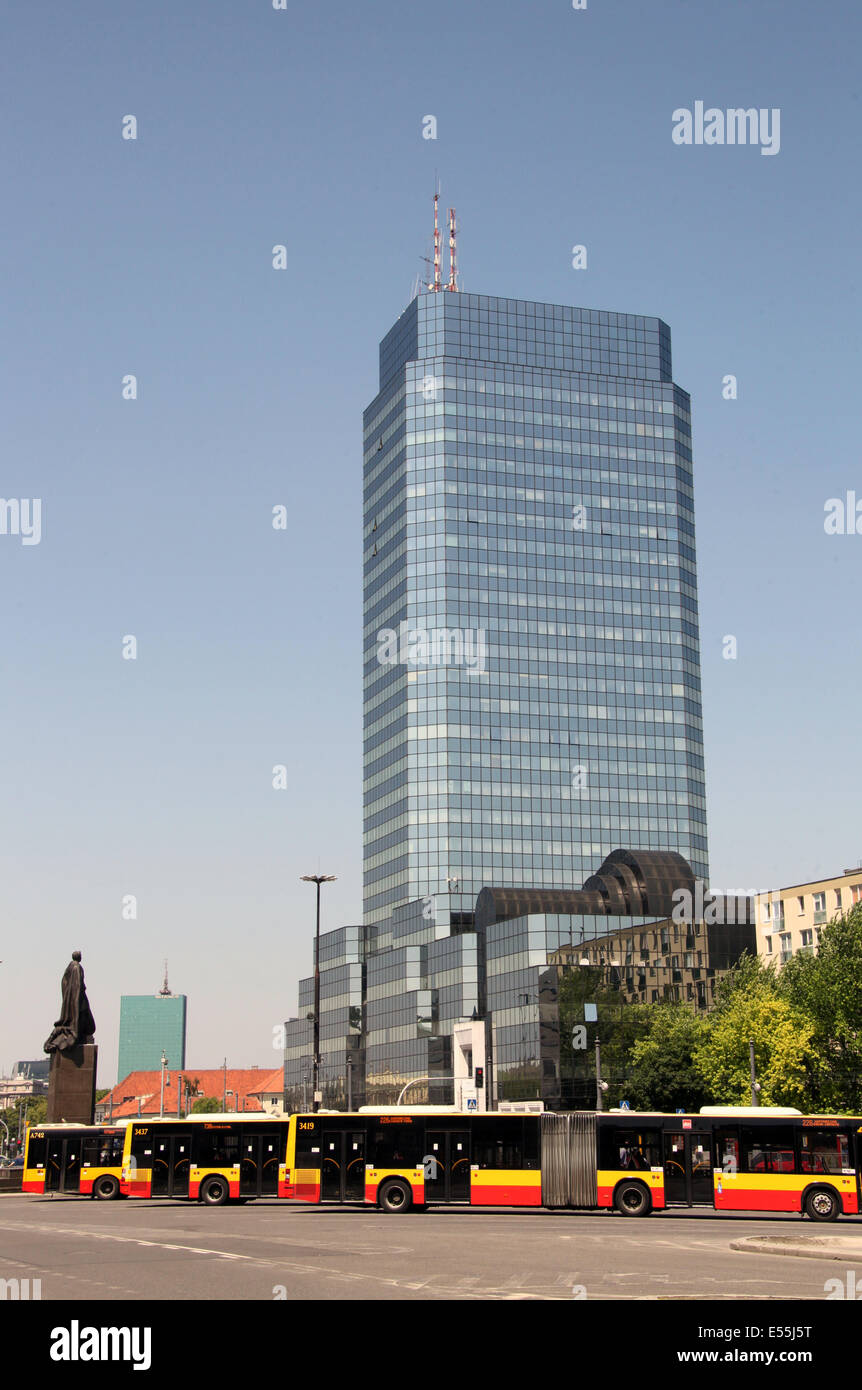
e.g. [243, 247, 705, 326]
[2, 1196, 861, 1301]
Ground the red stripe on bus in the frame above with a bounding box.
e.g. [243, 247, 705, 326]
[471, 1185, 542, 1207]
[715, 1188, 801, 1212]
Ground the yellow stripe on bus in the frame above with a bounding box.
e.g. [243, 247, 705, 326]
[470, 1170, 541, 1187]
[598, 1169, 664, 1186]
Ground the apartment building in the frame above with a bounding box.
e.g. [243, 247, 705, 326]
[756, 867, 862, 965]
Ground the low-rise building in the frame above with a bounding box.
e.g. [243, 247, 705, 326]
[0, 1072, 49, 1106]
[95, 1067, 271, 1121]
[756, 867, 862, 966]
[247, 1068, 286, 1116]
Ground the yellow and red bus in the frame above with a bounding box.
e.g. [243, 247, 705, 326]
[23, 1122, 130, 1199]
[121, 1115, 289, 1203]
[280, 1106, 861, 1220]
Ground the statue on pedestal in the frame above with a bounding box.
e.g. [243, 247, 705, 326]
[43, 951, 96, 1054]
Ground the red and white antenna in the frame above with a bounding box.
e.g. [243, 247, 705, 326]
[431, 191, 442, 291]
[447, 206, 458, 291]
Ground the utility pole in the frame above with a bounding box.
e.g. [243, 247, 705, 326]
[301, 874, 337, 1112]
[595, 1037, 604, 1113]
[749, 1039, 761, 1106]
[222, 1058, 227, 1112]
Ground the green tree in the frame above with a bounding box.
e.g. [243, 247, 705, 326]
[694, 992, 815, 1107]
[1, 1097, 47, 1154]
[625, 1004, 712, 1112]
[191, 1096, 221, 1114]
[779, 904, 862, 1111]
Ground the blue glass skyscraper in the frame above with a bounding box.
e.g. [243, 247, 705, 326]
[363, 292, 708, 930]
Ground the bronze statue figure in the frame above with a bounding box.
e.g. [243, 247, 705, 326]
[44, 951, 96, 1053]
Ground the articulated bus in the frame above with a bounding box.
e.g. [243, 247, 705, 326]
[24, 1122, 131, 1199]
[280, 1106, 862, 1220]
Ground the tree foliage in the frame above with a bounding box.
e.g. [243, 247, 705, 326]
[778, 904, 862, 1111]
[625, 1004, 712, 1112]
[693, 992, 815, 1107]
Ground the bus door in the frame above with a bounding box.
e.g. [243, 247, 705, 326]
[151, 1133, 191, 1197]
[240, 1131, 283, 1197]
[240, 1134, 262, 1196]
[321, 1127, 366, 1202]
[46, 1135, 82, 1194]
[663, 1130, 714, 1206]
[260, 1130, 283, 1197]
[424, 1131, 471, 1204]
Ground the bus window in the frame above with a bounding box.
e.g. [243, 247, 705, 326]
[369, 1120, 422, 1169]
[25, 1132, 47, 1169]
[800, 1128, 850, 1175]
[128, 1128, 152, 1175]
[295, 1118, 322, 1168]
[714, 1129, 740, 1174]
[471, 1118, 526, 1170]
[741, 1127, 796, 1174]
[195, 1131, 240, 1167]
[598, 1128, 661, 1171]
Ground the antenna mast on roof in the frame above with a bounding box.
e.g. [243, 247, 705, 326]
[447, 206, 458, 291]
[159, 959, 171, 996]
[421, 187, 460, 295]
[430, 190, 442, 291]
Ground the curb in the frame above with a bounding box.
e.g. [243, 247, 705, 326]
[731, 1235, 862, 1263]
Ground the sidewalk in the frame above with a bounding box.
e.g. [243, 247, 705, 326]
[731, 1233, 862, 1263]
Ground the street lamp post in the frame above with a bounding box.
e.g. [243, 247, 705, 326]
[301, 873, 337, 1113]
[595, 1037, 604, 1113]
[159, 1053, 168, 1118]
[749, 1039, 761, 1106]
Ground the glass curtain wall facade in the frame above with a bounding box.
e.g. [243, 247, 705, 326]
[363, 292, 708, 930]
[283, 927, 366, 1111]
[117, 994, 187, 1082]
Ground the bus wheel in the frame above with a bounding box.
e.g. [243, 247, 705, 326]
[614, 1181, 652, 1217]
[804, 1187, 840, 1222]
[378, 1179, 412, 1214]
[200, 1176, 230, 1207]
[93, 1175, 120, 1201]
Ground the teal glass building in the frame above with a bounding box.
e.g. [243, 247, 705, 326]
[363, 292, 708, 929]
[117, 993, 187, 1082]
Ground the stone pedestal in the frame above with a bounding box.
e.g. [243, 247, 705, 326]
[46, 1044, 98, 1124]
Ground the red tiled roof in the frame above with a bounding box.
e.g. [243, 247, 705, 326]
[247, 1067, 285, 1097]
[99, 1069, 270, 1119]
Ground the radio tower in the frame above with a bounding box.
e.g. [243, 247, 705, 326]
[422, 190, 460, 294]
[159, 959, 171, 996]
[429, 191, 442, 291]
[447, 206, 458, 291]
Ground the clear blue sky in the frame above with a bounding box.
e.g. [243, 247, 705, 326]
[3, 0, 860, 1080]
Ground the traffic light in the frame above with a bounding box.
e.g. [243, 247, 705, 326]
[474, 1067, 484, 1089]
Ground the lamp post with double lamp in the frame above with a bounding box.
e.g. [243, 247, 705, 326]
[300, 873, 337, 1113]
